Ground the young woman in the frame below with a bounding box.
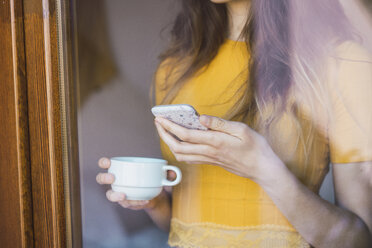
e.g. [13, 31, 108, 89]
[96, 0, 372, 247]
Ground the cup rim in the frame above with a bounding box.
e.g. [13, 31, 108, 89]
[110, 157, 167, 164]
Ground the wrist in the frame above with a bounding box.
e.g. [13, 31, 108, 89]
[144, 190, 169, 212]
[254, 152, 288, 189]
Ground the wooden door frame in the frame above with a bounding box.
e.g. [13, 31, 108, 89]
[0, 0, 33, 247]
[0, 0, 81, 247]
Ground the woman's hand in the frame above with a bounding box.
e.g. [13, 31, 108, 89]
[154, 115, 284, 181]
[96, 157, 168, 211]
[96, 157, 173, 231]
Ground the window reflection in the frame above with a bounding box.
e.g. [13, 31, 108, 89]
[76, 0, 372, 247]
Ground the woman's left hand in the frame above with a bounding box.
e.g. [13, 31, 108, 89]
[154, 115, 283, 181]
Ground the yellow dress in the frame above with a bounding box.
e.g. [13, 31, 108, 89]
[155, 40, 372, 248]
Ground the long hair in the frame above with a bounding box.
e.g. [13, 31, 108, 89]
[152, 0, 355, 163]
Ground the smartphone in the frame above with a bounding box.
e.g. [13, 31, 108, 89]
[151, 104, 208, 131]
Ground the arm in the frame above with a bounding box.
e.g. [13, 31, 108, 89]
[144, 191, 172, 232]
[153, 42, 372, 246]
[333, 162, 372, 238]
[258, 42, 370, 246]
[256, 159, 372, 248]
[154, 114, 372, 247]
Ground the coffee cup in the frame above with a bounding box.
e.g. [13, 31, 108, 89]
[108, 157, 182, 200]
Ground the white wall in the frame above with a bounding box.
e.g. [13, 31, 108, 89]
[77, 1, 175, 247]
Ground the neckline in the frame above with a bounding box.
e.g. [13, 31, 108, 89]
[225, 38, 245, 44]
[224, 38, 246, 48]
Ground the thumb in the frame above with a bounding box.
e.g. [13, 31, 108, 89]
[199, 115, 242, 135]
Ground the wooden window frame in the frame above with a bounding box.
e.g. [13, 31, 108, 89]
[0, 0, 81, 247]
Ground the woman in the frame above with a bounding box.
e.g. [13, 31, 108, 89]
[96, 0, 372, 247]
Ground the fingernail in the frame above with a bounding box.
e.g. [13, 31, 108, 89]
[119, 194, 125, 200]
[103, 158, 110, 166]
[106, 173, 114, 182]
[96, 174, 101, 184]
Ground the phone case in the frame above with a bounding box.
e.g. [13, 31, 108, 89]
[151, 104, 208, 131]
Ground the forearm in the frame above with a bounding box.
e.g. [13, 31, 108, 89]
[256, 160, 372, 248]
[145, 190, 172, 232]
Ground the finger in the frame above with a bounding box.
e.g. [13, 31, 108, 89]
[98, 157, 111, 169]
[173, 141, 217, 156]
[96, 173, 115, 184]
[155, 121, 183, 151]
[167, 170, 176, 180]
[156, 122, 211, 158]
[106, 190, 125, 202]
[164, 186, 172, 193]
[156, 122, 220, 159]
[125, 205, 149, 210]
[118, 200, 149, 208]
[199, 115, 247, 138]
[157, 123, 216, 154]
[155, 117, 229, 147]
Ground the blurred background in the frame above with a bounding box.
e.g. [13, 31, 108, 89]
[76, 1, 175, 247]
[75, 0, 372, 247]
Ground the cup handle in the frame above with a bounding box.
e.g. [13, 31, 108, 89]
[162, 165, 182, 186]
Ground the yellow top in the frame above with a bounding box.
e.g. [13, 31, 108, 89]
[155, 40, 372, 248]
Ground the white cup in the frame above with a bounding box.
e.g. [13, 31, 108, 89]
[108, 157, 182, 200]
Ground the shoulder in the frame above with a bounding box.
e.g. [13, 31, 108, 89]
[329, 41, 372, 77]
[154, 57, 183, 87]
[154, 57, 183, 105]
[155, 59, 171, 85]
[332, 41, 372, 63]
[326, 41, 372, 91]
[326, 42, 372, 164]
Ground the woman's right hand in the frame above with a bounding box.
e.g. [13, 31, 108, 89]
[96, 157, 166, 211]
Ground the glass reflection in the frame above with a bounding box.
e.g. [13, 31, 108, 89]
[76, 0, 372, 247]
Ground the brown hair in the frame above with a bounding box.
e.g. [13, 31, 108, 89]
[153, 0, 354, 129]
